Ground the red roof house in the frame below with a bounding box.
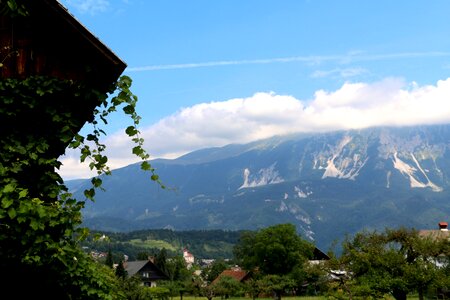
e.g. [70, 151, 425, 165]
[212, 266, 252, 284]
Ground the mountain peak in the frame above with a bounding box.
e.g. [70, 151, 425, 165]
[69, 124, 450, 251]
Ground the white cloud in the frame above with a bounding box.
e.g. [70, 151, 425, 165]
[127, 51, 450, 72]
[59, 77, 450, 180]
[311, 67, 368, 79]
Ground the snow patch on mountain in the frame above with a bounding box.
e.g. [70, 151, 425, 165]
[392, 152, 442, 192]
[189, 194, 225, 204]
[233, 191, 246, 197]
[294, 186, 312, 198]
[287, 203, 312, 226]
[319, 135, 368, 180]
[277, 200, 288, 212]
[296, 214, 311, 225]
[275, 200, 312, 226]
[386, 171, 391, 188]
[299, 224, 315, 241]
[239, 163, 284, 189]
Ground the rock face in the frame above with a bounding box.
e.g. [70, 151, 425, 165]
[68, 124, 450, 251]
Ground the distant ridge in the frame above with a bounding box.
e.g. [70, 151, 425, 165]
[67, 124, 450, 251]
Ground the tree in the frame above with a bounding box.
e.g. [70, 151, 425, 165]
[156, 248, 169, 276]
[234, 223, 314, 276]
[340, 227, 450, 300]
[322, 252, 355, 299]
[145, 286, 171, 300]
[137, 251, 153, 260]
[212, 275, 244, 298]
[244, 278, 264, 300]
[116, 275, 150, 300]
[290, 261, 330, 296]
[115, 260, 128, 279]
[259, 274, 295, 300]
[166, 255, 191, 282]
[105, 248, 114, 268]
[160, 280, 184, 300]
[199, 284, 216, 300]
[163, 255, 193, 300]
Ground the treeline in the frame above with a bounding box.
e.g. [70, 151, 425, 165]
[81, 228, 246, 260]
[80, 223, 450, 300]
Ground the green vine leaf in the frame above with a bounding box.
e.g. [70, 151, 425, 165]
[125, 126, 138, 136]
[1, 197, 13, 208]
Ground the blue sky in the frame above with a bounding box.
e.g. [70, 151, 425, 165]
[58, 0, 450, 180]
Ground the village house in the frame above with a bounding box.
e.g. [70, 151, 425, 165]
[123, 259, 169, 287]
[183, 248, 195, 268]
[309, 247, 331, 265]
[212, 265, 252, 285]
[418, 221, 450, 298]
[418, 221, 449, 268]
[419, 221, 449, 240]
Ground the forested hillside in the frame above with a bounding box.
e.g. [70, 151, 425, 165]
[81, 228, 245, 260]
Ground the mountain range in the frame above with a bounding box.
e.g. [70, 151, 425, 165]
[66, 124, 450, 252]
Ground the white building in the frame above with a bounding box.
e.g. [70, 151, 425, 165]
[183, 248, 194, 268]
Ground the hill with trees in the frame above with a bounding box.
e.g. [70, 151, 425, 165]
[81, 228, 244, 261]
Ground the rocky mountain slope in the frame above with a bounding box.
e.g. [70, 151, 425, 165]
[67, 124, 450, 251]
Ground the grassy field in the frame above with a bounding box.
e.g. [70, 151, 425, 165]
[177, 296, 421, 300]
[178, 297, 326, 300]
[126, 239, 178, 251]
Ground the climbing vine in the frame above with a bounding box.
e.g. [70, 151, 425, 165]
[69, 74, 163, 200]
[0, 76, 160, 300]
[0, 76, 160, 299]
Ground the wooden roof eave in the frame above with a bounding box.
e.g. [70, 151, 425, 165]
[43, 0, 127, 82]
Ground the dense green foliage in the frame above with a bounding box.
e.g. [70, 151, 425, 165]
[213, 275, 245, 298]
[0, 75, 125, 299]
[234, 224, 314, 275]
[233, 224, 318, 300]
[338, 227, 450, 300]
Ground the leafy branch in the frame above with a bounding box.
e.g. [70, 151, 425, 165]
[0, 0, 28, 17]
[68, 75, 164, 201]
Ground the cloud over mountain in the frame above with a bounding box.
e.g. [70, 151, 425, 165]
[59, 77, 450, 180]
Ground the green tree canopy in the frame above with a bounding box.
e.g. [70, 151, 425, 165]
[156, 248, 169, 276]
[259, 274, 295, 300]
[233, 223, 314, 276]
[212, 275, 244, 298]
[340, 227, 450, 300]
[105, 248, 114, 268]
[115, 260, 128, 279]
[166, 255, 191, 282]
